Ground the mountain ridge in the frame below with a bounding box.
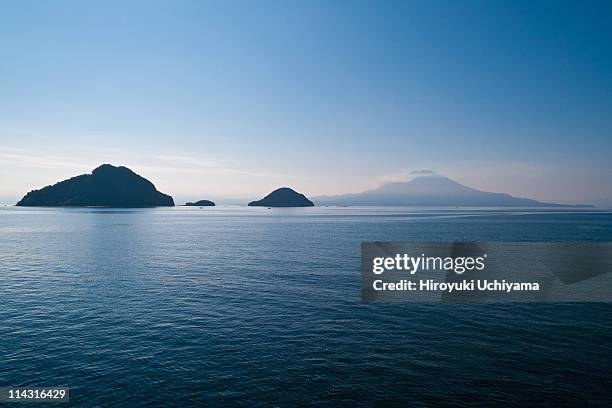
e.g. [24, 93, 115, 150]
[314, 171, 587, 207]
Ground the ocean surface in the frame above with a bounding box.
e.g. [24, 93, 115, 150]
[1, 206, 611, 407]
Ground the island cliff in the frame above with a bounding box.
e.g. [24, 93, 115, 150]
[16, 164, 175, 207]
[248, 187, 314, 207]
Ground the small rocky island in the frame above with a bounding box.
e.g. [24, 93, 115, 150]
[16, 164, 175, 207]
[248, 187, 314, 207]
[185, 200, 215, 206]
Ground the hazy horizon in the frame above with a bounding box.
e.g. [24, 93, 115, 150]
[1, 161, 608, 207]
[1, 1, 611, 205]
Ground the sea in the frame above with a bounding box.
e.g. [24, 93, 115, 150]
[0, 206, 611, 407]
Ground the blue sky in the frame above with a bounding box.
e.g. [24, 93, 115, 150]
[1, 0, 611, 204]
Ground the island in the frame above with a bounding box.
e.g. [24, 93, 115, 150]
[248, 187, 314, 207]
[16, 164, 175, 207]
[313, 170, 584, 207]
[185, 200, 215, 206]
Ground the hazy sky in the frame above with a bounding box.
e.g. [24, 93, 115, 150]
[1, 0, 611, 205]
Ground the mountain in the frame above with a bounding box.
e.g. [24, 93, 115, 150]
[185, 200, 215, 206]
[16, 164, 174, 207]
[248, 187, 314, 207]
[314, 171, 571, 207]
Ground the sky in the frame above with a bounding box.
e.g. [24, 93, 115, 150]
[1, 0, 611, 205]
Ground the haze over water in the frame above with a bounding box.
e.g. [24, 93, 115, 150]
[1, 206, 610, 407]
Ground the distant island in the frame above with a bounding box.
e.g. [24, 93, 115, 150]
[16, 164, 174, 207]
[248, 187, 314, 207]
[314, 170, 585, 207]
[185, 200, 215, 206]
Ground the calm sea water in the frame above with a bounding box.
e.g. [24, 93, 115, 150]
[1, 206, 611, 407]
